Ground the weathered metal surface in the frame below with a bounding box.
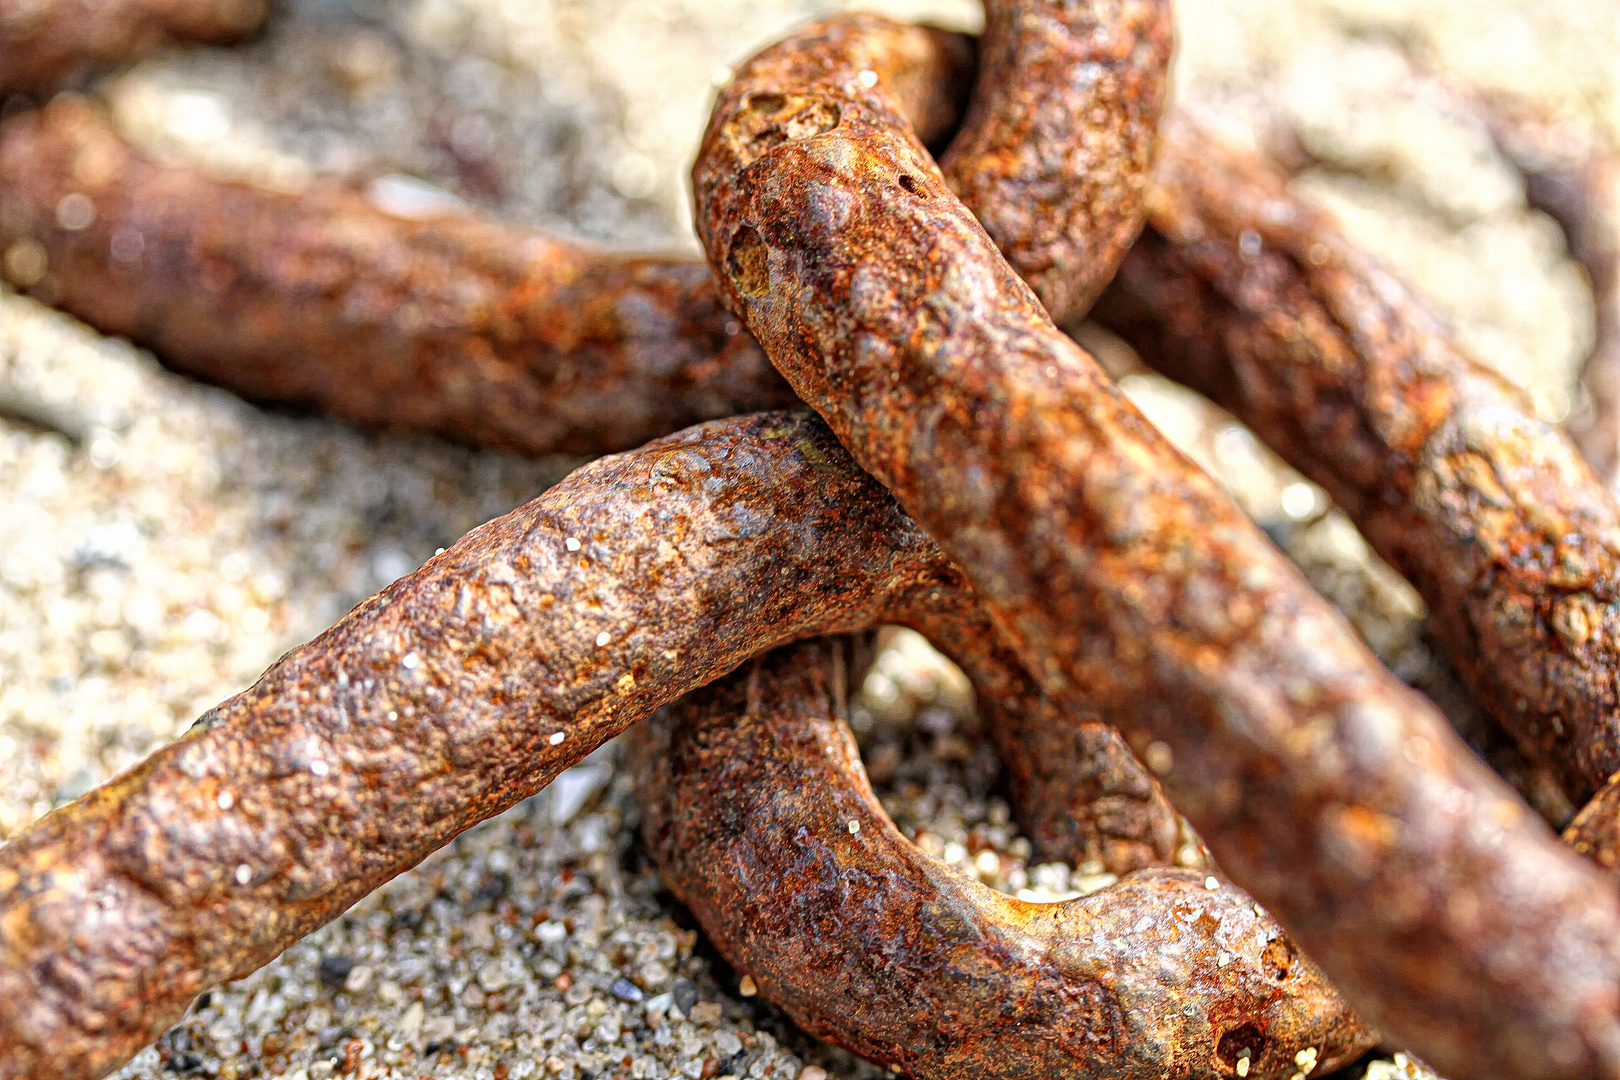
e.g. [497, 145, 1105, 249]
[692, 21, 1620, 1080]
[939, 0, 1170, 323]
[0, 411, 972, 1080]
[632, 638, 1372, 1080]
[1566, 771, 1620, 874]
[893, 578, 1183, 872]
[1093, 118, 1620, 805]
[0, 0, 1166, 456]
[0, 96, 807, 455]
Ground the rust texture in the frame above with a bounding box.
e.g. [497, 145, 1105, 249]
[0, 0, 1166, 455]
[1566, 773, 1620, 875]
[1246, 61, 1620, 496]
[632, 638, 1373, 1080]
[893, 580, 1184, 872]
[693, 21, 1620, 1080]
[0, 411, 988, 1080]
[0, 97, 803, 455]
[0, 404, 1180, 1079]
[0, 0, 1163, 458]
[0, 4, 1193, 1071]
[0, 0, 264, 94]
[939, 0, 1170, 324]
[1092, 118, 1620, 805]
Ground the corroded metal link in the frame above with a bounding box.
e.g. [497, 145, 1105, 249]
[0, 24, 969, 454]
[691, 23, 1620, 1080]
[631, 638, 1373, 1080]
[938, 0, 1170, 324]
[0, 412, 960, 1080]
[0, 3, 1185, 1073]
[1092, 117, 1620, 805]
[0, 0, 1168, 455]
[0, 0, 265, 94]
[0, 409, 1180, 1079]
[0, 96, 804, 455]
[892, 578, 1184, 871]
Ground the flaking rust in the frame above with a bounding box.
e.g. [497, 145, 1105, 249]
[1566, 773, 1620, 872]
[941, 0, 1170, 323]
[0, 409, 1180, 1079]
[692, 17, 1620, 1080]
[0, 0, 1167, 455]
[1093, 117, 1620, 806]
[0, 412, 953, 1079]
[632, 638, 1373, 1080]
[893, 576, 1184, 872]
[8, 0, 1620, 1077]
[0, 97, 802, 455]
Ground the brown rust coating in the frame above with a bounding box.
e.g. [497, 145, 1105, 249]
[693, 24, 1620, 1080]
[0, 33, 972, 454]
[0, 0, 1168, 456]
[1566, 772, 1620, 875]
[892, 579, 1182, 872]
[0, 0, 263, 94]
[0, 410, 987, 1080]
[0, 98, 797, 455]
[0, 404, 1178, 1078]
[1092, 119, 1620, 805]
[939, 0, 1170, 324]
[631, 638, 1373, 1080]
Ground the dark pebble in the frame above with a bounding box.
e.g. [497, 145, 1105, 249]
[473, 873, 510, 908]
[672, 978, 697, 1016]
[318, 954, 356, 989]
[389, 909, 426, 934]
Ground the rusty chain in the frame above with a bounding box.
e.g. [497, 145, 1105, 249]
[630, 636, 1372, 1079]
[4, 1, 1620, 1079]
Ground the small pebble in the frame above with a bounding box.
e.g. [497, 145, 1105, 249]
[672, 978, 698, 1017]
[611, 977, 644, 1003]
[317, 955, 354, 991]
[737, 975, 757, 998]
[477, 961, 507, 992]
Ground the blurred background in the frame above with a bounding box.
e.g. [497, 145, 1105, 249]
[0, 0, 1617, 1077]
